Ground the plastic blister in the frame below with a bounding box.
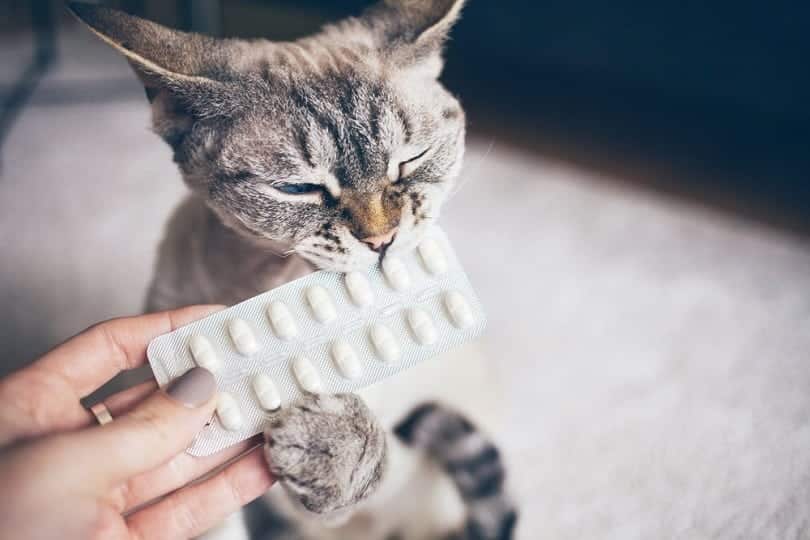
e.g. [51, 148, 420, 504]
[147, 227, 486, 457]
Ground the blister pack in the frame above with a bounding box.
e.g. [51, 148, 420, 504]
[147, 227, 486, 457]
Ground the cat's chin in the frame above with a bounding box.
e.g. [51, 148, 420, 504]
[293, 221, 434, 273]
[296, 238, 419, 273]
[298, 250, 379, 274]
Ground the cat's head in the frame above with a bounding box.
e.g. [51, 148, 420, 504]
[69, 0, 466, 271]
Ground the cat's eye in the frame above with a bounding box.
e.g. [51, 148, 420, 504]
[274, 182, 323, 195]
[397, 147, 431, 181]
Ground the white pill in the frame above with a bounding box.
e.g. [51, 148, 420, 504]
[293, 355, 323, 393]
[418, 238, 448, 275]
[266, 300, 298, 340]
[227, 318, 259, 356]
[345, 271, 374, 307]
[408, 307, 438, 345]
[188, 334, 220, 373]
[382, 256, 411, 291]
[216, 392, 243, 431]
[370, 323, 401, 363]
[252, 373, 281, 411]
[444, 290, 475, 329]
[331, 339, 363, 379]
[306, 285, 337, 323]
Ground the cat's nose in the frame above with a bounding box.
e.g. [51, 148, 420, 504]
[361, 227, 398, 252]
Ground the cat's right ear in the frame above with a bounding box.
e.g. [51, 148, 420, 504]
[67, 2, 238, 149]
[364, 0, 466, 78]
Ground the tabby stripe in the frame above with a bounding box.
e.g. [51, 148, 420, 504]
[443, 432, 492, 464]
[395, 402, 516, 540]
[393, 402, 439, 443]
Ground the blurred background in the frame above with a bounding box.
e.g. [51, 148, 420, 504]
[2, 1, 810, 538]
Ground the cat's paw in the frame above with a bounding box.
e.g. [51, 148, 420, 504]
[263, 393, 387, 514]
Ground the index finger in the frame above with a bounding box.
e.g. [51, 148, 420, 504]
[36, 305, 224, 398]
[0, 305, 223, 445]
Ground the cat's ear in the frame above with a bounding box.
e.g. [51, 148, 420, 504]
[366, 0, 466, 77]
[67, 2, 239, 149]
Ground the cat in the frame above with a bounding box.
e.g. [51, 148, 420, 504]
[69, 1, 517, 539]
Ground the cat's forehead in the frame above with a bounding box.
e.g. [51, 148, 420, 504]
[216, 68, 419, 184]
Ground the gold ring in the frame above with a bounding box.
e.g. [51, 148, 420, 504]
[90, 402, 113, 425]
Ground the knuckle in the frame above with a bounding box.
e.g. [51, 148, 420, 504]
[223, 465, 247, 506]
[136, 406, 165, 433]
[170, 494, 199, 536]
[129, 401, 175, 448]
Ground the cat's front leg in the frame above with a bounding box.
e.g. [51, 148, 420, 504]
[264, 393, 387, 518]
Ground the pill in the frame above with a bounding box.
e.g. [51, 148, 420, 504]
[216, 392, 243, 431]
[252, 373, 281, 411]
[293, 355, 323, 393]
[370, 323, 401, 363]
[345, 271, 374, 307]
[267, 300, 298, 340]
[306, 285, 337, 323]
[408, 307, 438, 345]
[418, 238, 448, 275]
[382, 256, 411, 291]
[331, 339, 363, 379]
[444, 290, 475, 329]
[227, 318, 259, 356]
[188, 334, 220, 373]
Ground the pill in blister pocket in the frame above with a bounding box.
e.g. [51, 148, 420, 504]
[293, 355, 323, 393]
[228, 318, 259, 356]
[345, 272, 374, 307]
[444, 290, 475, 329]
[382, 257, 410, 291]
[370, 323, 401, 363]
[252, 373, 281, 411]
[189, 335, 220, 373]
[216, 392, 243, 431]
[418, 238, 448, 275]
[408, 308, 438, 345]
[306, 285, 337, 323]
[331, 339, 363, 379]
[266, 301, 298, 340]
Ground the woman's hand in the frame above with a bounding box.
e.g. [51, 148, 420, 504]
[0, 306, 274, 540]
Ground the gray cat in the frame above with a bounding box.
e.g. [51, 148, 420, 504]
[69, 2, 516, 539]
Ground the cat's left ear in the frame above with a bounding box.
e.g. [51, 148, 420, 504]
[67, 2, 242, 149]
[366, 0, 466, 78]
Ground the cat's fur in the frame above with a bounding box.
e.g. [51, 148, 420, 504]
[69, 2, 516, 538]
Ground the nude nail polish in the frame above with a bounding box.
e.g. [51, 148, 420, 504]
[164, 367, 216, 408]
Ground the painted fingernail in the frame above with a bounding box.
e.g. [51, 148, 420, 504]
[164, 367, 216, 408]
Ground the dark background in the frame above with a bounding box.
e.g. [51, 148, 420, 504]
[2, 0, 809, 230]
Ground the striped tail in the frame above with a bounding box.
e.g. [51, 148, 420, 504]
[394, 402, 518, 540]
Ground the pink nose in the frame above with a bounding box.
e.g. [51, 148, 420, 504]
[362, 227, 398, 252]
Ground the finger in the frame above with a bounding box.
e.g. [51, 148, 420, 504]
[0, 305, 222, 445]
[117, 436, 261, 513]
[67, 367, 218, 490]
[38, 305, 224, 397]
[126, 446, 274, 540]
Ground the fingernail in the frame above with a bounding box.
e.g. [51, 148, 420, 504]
[164, 367, 216, 408]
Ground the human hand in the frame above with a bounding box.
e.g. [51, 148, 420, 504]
[0, 306, 274, 540]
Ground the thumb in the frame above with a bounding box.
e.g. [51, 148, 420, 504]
[73, 367, 218, 488]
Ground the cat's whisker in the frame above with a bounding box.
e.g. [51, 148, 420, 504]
[294, 247, 336, 264]
[448, 139, 496, 200]
[264, 246, 295, 258]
